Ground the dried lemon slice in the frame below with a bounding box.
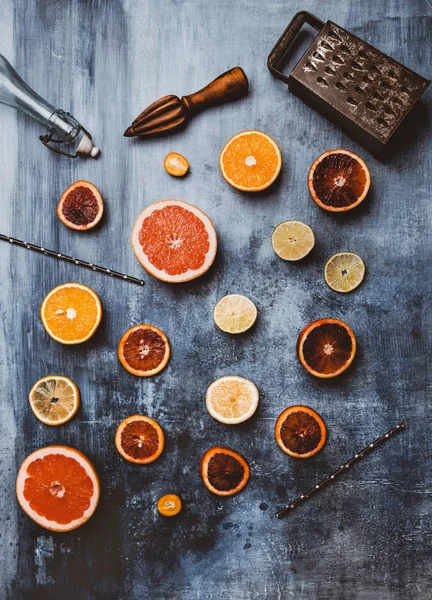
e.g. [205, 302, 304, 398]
[213, 294, 257, 334]
[271, 221, 315, 261]
[324, 252, 365, 293]
[29, 376, 80, 426]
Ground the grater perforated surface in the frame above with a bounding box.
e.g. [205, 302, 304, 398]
[290, 21, 429, 147]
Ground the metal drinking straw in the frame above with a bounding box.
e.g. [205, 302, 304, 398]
[276, 423, 406, 519]
[0, 234, 145, 286]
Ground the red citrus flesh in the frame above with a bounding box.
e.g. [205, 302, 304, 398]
[308, 149, 370, 212]
[297, 318, 356, 378]
[201, 447, 249, 496]
[118, 325, 170, 377]
[275, 406, 326, 458]
[131, 200, 217, 283]
[115, 415, 164, 464]
[57, 181, 104, 230]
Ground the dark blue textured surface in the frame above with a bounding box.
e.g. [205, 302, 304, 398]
[0, 1, 430, 598]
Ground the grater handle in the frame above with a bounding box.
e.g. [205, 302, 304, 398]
[268, 11, 324, 84]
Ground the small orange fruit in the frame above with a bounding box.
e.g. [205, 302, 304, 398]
[201, 446, 250, 496]
[157, 494, 182, 516]
[275, 406, 326, 458]
[220, 130, 282, 192]
[16, 445, 100, 531]
[131, 200, 217, 283]
[118, 324, 170, 377]
[57, 181, 104, 230]
[40, 283, 102, 345]
[297, 318, 356, 378]
[164, 152, 189, 176]
[308, 149, 370, 212]
[115, 415, 164, 464]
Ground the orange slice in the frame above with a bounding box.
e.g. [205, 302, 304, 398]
[164, 153, 189, 177]
[220, 130, 282, 192]
[308, 149, 370, 212]
[206, 376, 259, 424]
[201, 446, 250, 496]
[57, 181, 104, 230]
[118, 324, 170, 377]
[115, 415, 164, 464]
[29, 376, 80, 426]
[157, 494, 182, 516]
[275, 406, 326, 458]
[16, 446, 100, 532]
[131, 200, 217, 283]
[40, 283, 102, 345]
[297, 318, 356, 378]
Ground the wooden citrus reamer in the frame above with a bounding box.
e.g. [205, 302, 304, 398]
[124, 67, 248, 137]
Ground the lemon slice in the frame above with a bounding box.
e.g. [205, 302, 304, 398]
[206, 376, 259, 424]
[271, 221, 315, 261]
[29, 376, 80, 426]
[324, 252, 365, 293]
[213, 294, 257, 334]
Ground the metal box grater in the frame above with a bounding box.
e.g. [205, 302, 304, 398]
[267, 11, 430, 154]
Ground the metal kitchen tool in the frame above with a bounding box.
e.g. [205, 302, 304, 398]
[0, 54, 99, 158]
[124, 67, 248, 138]
[268, 12, 430, 154]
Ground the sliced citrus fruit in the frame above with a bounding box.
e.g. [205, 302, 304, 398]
[206, 376, 259, 425]
[324, 252, 365, 293]
[118, 324, 170, 377]
[29, 376, 80, 426]
[297, 318, 356, 378]
[57, 181, 104, 230]
[16, 446, 99, 532]
[308, 149, 370, 212]
[40, 283, 102, 345]
[164, 152, 189, 177]
[271, 220, 315, 261]
[115, 415, 164, 464]
[213, 294, 257, 334]
[157, 494, 182, 516]
[275, 406, 326, 458]
[220, 130, 282, 192]
[201, 447, 249, 496]
[131, 199, 217, 283]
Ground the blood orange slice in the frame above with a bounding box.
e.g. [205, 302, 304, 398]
[201, 446, 250, 496]
[115, 415, 164, 464]
[16, 446, 100, 532]
[118, 324, 170, 377]
[131, 200, 217, 283]
[308, 149, 370, 212]
[297, 318, 356, 378]
[275, 406, 326, 458]
[57, 181, 104, 230]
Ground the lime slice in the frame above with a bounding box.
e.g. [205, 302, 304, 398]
[271, 221, 315, 261]
[324, 252, 365, 293]
[213, 294, 257, 334]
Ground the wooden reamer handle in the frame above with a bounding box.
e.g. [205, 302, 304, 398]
[181, 67, 248, 114]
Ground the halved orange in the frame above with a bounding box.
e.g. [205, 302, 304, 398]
[220, 130, 282, 192]
[157, 494, 182, 516]
[57, 181, 104, 230]
[164, 152, 189, 177]
[115, 415, 164, 464]
[275, 406, 326, 458]
[131, 200, 217, 283]
[201, 446, 250, 496]
[297, 318, 356, 378]
[40, 283, 102, 345]
[16, 446, 100, 532]
[118, 324, 170, 377]
[308, 149, 370, 212]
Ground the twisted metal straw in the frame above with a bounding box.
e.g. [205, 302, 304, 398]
[0, 234, 145, 286]
[276, 423, 406, 519]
